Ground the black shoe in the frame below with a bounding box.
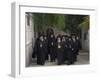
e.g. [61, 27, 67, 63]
[70, 62, 74, 64]
[57, 63, 62, 65]
[67, 62, 71, 65]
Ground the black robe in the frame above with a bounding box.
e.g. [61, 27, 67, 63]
[49, 36, 56, 62]
[76, 39, 81, 55]
[56, 41, 63, 65]
[67, 40, 74, 64]
[62, 40, 69, 62]
[44, 38, 48, 61]
[32, 38, 39, 59]
[46, 28, 54, 56]
[46, 34, 51, 57]
[36, 40, 47, 65]
[71, 39, 78, 62]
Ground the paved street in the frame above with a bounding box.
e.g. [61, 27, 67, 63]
[29, 51, 89, 67]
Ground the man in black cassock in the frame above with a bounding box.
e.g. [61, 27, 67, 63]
[62, 35, 69, 62]
[62, 35, 67, 62]
[67, 36, 74, 65]
[32, 37, 39, 59]
[32, 32, 44, 59]
[36, 35, 47, 65]
[43, 34, 48, 61]
[75, 36, 81, 55]
[56, 35, 63, 65]
[49, 34, 56, 62]
[46, 28, 54, 61]
[72, 35, 78, 62]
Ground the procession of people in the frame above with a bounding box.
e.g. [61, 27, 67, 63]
[32, 28, 81, 65]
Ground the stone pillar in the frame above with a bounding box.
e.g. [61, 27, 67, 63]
[25, 13, 34, 67]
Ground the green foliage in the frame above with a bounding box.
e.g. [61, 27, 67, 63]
[64, 15, 85, 33]
[32, 13, 89, 35]
[79, 16, 89, 30]
[32, 13, 66, 33]
[32, 13, 43, 32]
[55, 14, 65, 30]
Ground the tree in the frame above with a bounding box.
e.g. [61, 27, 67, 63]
[32, 13, 44, 33]
[54, 14, 65, 30]
[79, 16, 89, 30]
[64, 15, 86, 34]
[32, 13, 89, 36]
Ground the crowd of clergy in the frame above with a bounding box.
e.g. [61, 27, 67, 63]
[32, 28, 81, 65]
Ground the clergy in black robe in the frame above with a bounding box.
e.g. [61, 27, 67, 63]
[72, 35, 78, 62]
[43, 35, 48, 61]
[75, 36, 81, 55]
[36, 35, 47, 65]
[49, 34, 56, 62]
[62, 35, 67, 62]
[32, 32, 44, 59]
[56, 35, 63, 65]
[32, 37, 39, 59]
[46, 28, 54, 61]
[67, 37, 74, 65]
